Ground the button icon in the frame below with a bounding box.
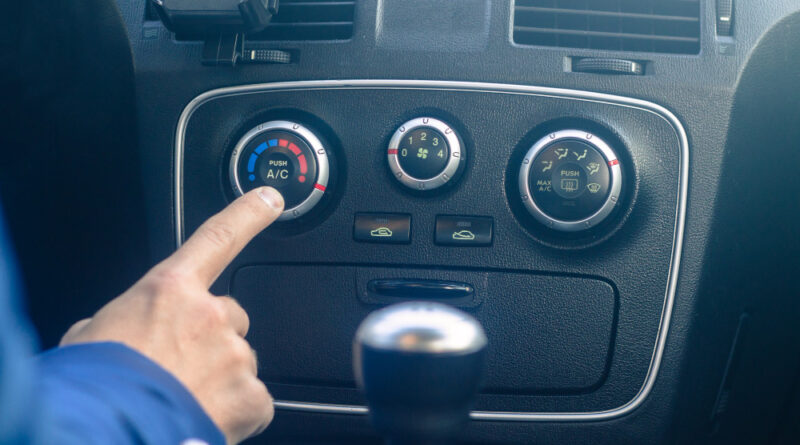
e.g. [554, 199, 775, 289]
[587, 162, 600, 175]
[370, 227, 393, 237]
[541, 160, 553, 172]
[555, 147, 569, 159]
[574, 149, 587, 161]
[452, 230, 476, 241]
[561, 178, 579, 193]
[587, 183, 601, 193]
[435, 215, 492, 246]
[417, 148, 428, 159]
[354, 213, 411, 244]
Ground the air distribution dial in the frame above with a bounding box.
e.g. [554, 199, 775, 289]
[518, 130, 622, 232]
[387, 117, 465, 191]
[229, 120, 330, 221]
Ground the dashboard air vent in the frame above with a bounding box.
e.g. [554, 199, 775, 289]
[513, 0, 700, 54]
[248, 0, 355, 41]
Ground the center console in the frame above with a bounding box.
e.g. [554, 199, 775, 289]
[177, 79, 686, 419]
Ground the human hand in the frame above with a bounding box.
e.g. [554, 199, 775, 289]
[60, 186, 284, 444]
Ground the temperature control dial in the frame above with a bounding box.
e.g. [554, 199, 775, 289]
[518, 130, 622, 232]
[387, 117, 465, 191]
[229, 121, 329, 221]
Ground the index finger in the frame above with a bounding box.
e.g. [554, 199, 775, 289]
[164, 187, 284, 288]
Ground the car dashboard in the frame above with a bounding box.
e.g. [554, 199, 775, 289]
[3, 0, 800, 443]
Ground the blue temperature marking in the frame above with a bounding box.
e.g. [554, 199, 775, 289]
[247, 153, 258, 173]
[268, 139, 278, 147]
[248, 174, 256, 181]
[255, 142, 268, 155]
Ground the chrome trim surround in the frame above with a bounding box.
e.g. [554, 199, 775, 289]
[228, 120, 330, 222]
[518, 130, 623, 232]
[387, 117, 464, 190]
[174, 79, 689, 422]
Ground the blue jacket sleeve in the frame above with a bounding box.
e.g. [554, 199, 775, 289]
[0, 213, 39, 443]
[35, 343, 225, 445]
[0, 210, 224, 445]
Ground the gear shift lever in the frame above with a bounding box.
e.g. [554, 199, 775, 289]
[353, 302, 487, 444]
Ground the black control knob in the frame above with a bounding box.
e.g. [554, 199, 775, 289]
[387, 117, 465, 191]
[518, 130, 622, 232]
[354, 302, 487, 444]
[229, 121, 330, 221]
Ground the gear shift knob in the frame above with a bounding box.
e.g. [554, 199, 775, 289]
[353, 302, 487, 444]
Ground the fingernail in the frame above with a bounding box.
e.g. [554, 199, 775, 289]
[257, 187, 284, 210]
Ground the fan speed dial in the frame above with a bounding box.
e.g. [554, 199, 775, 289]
[387, 117, 465, 191]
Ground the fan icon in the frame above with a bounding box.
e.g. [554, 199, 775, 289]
[417, 148, 428, 159]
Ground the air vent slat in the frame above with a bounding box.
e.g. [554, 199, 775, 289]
[265, 21, 355, 28]
[513, 0, 700, 54]
[248, 0, 355, 41]
[516, 6, 699, 23]
[514, 26, 700, 43]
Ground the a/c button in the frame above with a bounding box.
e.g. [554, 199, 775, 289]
[435, 215, 493, 246]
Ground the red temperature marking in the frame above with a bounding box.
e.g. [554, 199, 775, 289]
[314, 184, 326, 192]
[298, 175, 306, 183]
[297, 154, 308, 174]
[278, 139, 288, 147]
[288, 143, 301, 155]
[608, 159, 619, 166]
[388, 148, 398, 155]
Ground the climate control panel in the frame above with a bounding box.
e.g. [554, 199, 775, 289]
[229, 120, 330, 221]
[183, 82, 682, 419]
[226, 118, 628, 238]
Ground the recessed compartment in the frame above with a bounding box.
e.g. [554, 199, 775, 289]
[233, 265, 617, 402]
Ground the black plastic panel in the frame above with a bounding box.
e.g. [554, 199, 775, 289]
[180, 85, 682, 413]
[234, 265, 616, 396]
